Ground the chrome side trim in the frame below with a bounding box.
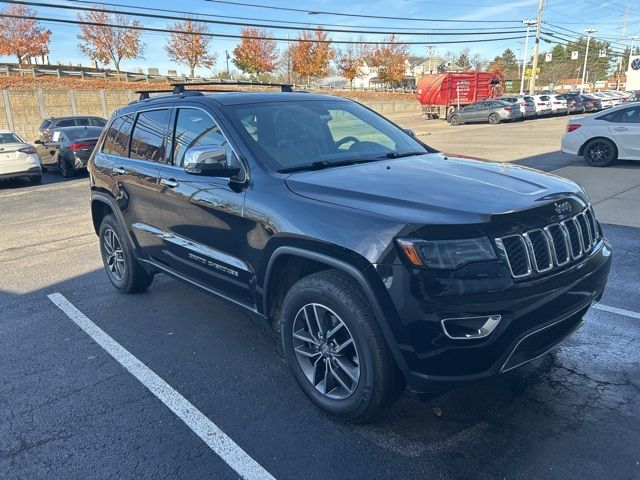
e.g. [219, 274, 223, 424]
[441, 315, 502, 340]
[131, 222, 164, 236]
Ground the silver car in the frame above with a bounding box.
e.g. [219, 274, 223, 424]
[500, 96, 537, 118]
[0, 130, 42, 184]
[448, 100, 524, 125]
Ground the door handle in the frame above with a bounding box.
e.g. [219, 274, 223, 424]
[160, 178, 179, 188]
[113, 166, 126, 175]
[613, 127, 628, 132]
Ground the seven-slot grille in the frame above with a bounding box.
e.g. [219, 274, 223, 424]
[496, 206, 601, 279]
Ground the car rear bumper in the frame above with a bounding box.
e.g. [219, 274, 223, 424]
[561, 135, 584, 155]
[0, 165, 41, 179]
[380, 239, 612, 391]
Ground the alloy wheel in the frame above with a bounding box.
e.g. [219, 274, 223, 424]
[102, 228, 126, 281]
[292, 303, 360, 400]
[586, 141, 611, 165]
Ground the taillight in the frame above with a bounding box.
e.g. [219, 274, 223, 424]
[566, 124, 581, 132]
[503, 106, 512, 111]
[70, 142, 92, 150]
[18, 146, 37, 154]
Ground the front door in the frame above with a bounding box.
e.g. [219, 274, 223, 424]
[36, 131, 61, 167]
[157, 106, 255, 306]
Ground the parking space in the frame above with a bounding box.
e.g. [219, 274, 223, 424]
[1, 117, 639, 479]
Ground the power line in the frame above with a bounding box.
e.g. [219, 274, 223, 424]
[2, 0, 528, 36]
[0, 12, 533, 46]
[66, 0, 527, 32]
[203, 0, 522, 23]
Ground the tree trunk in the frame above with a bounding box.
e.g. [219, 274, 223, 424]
[190, 66, 195, 78]
[16, 54, 22, 65]
[115, 59, 121, 74]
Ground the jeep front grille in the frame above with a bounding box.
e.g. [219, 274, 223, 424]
[496, 206, 601, 279]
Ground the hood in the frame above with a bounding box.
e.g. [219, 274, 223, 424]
[284, 153, 584, 227]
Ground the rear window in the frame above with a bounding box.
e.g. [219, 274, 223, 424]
[523, 96, 534, 103]
[540, 96, 550, 101]
[129, 109, 169, 162]
[75, 118, 90, 126]
[89, 118, 106, 127]
[0, 132, 23, 143]
[65, 127, 102, 141]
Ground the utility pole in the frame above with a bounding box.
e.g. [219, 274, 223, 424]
[520, 19, 537, 95]
[225, 50, 230, 76]
[616, 0, 631, 89]
[580, 27, 597, 94]
[527, 0, 544, 94]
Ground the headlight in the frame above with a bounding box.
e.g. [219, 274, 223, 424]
[397, 237, 496, 269]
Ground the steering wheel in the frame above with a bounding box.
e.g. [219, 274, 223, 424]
[336, 136, 360, 149]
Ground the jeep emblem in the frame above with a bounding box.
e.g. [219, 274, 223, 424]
[554, 201, 572, 214]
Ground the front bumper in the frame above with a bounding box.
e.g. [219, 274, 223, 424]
[379, 239, 612, 391]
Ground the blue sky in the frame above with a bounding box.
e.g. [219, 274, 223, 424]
[2, 0, 639, 75]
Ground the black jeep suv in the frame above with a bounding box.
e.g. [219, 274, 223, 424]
[88, 83, 612, 422]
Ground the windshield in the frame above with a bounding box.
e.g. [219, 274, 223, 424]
[228, 99, 432, 172]
[0, 132, 24, 144]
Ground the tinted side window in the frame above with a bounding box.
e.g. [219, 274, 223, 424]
[90, 118, 106, 127]
[173, 109, 235, 167]
[76, 118, 90, 126]
[102, 118, 124, 154]
[56, 119, 75, 127]
[130, 109, 169, 162]
[620, 107, 640, 124]
[113, 114, 134, 156]
[597, 111, 620, 122]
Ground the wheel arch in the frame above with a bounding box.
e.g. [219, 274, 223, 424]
[262, 246, 410, 376]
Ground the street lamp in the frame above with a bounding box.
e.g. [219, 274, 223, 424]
[580, 27, 597, 94]
[520, 19, 537, 95]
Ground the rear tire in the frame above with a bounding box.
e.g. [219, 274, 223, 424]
[280, 270, 405, 423]
[488, 113, 500, 125]
[98, 214, 153, 293]
[583, 138, 617, 167]
[58, 158, 74, 178]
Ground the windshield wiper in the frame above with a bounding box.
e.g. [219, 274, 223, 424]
[278, 158, 380, 173]
[381, 150, 427, 159]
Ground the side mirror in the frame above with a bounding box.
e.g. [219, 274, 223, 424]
[404, 129, 416, 138]
[183, 145, 241, 178]
[34, 139, 42, 144]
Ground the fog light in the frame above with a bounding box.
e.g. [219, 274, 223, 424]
[441, 315, 501, 340]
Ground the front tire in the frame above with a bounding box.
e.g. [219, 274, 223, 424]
[99, 214, 153, 293]
[488, 113, 500, 125]
[280, 270, 405, 423]
[583, 138, 617, 167]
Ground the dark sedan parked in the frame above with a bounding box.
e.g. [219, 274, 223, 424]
[562, 93, 586, 113]
[448, 100, 523, 125]
[580, 94, 603, 112]
[35, 126, 103, 177]
[39, 115, 106, 139]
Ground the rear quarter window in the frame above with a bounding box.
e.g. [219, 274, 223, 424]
[89, 118, 106, 127]
[56, 119, 76, 127]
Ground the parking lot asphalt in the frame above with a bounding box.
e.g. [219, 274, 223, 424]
[2, 118, 640, 480]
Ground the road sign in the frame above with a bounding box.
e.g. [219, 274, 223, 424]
[545, 53, 552, 62]
[525, 67, 541, 76]
[599, 49, 607, 58]
[571, 51, 579, 60]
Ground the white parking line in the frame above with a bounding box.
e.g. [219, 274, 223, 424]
[47, 292, 276, 480]
[593, 303, 640, 320]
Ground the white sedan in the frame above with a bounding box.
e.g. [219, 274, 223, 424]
[0, 130, 42, 183]
[561, 103, 640, 167]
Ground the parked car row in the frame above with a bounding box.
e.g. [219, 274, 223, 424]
[0, 115, 106, 184]
[448, 90, 636, 126]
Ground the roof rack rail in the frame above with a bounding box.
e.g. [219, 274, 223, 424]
[170, 80, 293, 94]
[135, 89, 174, 101]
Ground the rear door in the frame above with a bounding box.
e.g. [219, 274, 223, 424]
[156, 106, 255, 306]
[36, 130, 63, 166]
[96, 109, 169, 260]
[610, 106, 640, 159]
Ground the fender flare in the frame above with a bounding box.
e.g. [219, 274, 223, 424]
[263, 246, 410, 375]
[90, 192, 137, 250]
